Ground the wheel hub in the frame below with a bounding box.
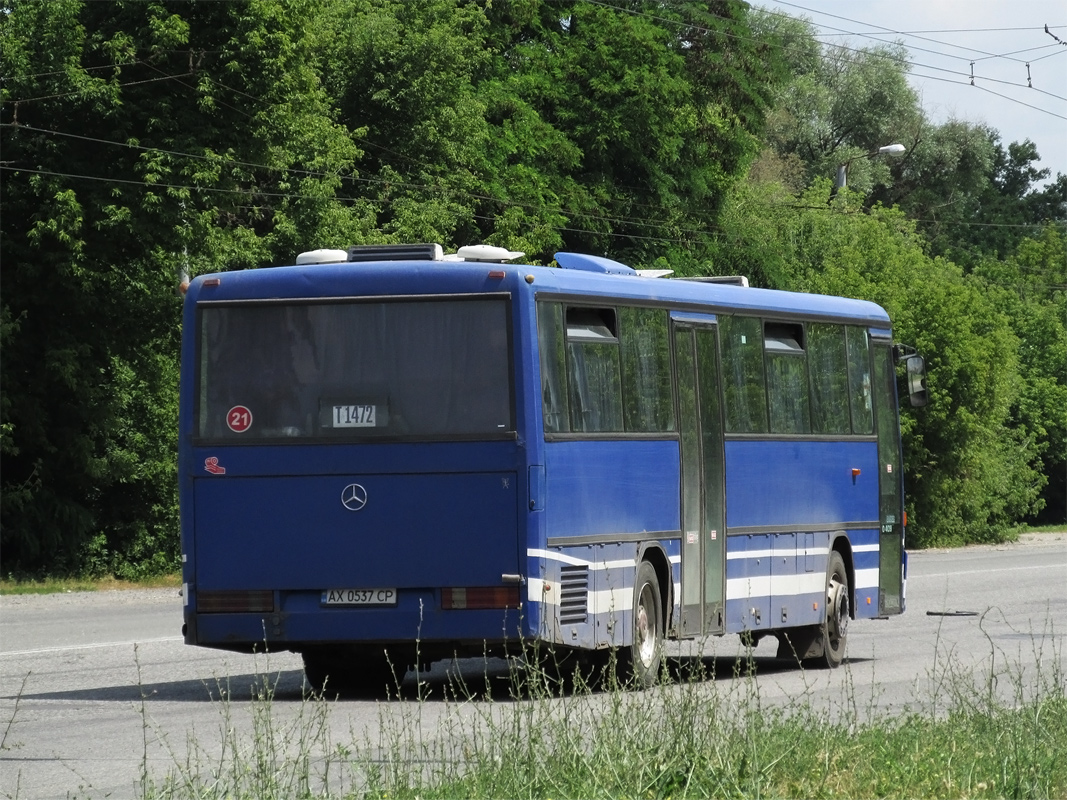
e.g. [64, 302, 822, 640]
[827, 576, 849, 643]
[636, 589, 656, 666]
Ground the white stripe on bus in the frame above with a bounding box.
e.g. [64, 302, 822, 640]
[854, 567, 879, 588]
[530, 558, 883, 606]
[726, 573, 824, 599]
[527, 579, 634, 614]
[528, 549, 681, 570]
[528, 549, 636, 571]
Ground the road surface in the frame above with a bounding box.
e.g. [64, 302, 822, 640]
[2, 534, 1064, 799]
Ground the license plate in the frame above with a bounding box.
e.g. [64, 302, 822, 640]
[321, 588, 397, 606]
[332, 404, 377, 428]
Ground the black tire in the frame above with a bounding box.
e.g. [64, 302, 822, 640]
[523, 644, 596, 696]
[302, 649, 334, 695]
[302, 646, 406, 698]
[623, 561, 664, 688]
[819, 551, 850, 668]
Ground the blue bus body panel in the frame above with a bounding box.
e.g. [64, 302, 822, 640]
[189, 440, 523, 476]
[525, 265, 891, 327]
[193, 471, 518, 590]
[724, 440, 880, 530]
[542, 440, 680, 539]
[848, 527, 882, 618]
[188, 261, 524, 302]
[721, 440, 881, 634]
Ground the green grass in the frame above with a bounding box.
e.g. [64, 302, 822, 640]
[415, 697, 1067, 799]
[133, 638, 1066, 800]
[0, 573, 181, 595]
[1014, 523, 1067, 535]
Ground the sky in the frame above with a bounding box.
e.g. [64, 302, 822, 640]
[755, 0, 1067, 186]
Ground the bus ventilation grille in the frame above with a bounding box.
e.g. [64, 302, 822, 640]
[559, 565, 589, 624]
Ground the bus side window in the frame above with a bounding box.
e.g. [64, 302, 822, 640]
[764, 321, 811, 434]
[846, 326, 874, 434]
[620, 307, 674, 432]
[720, 316, 768, 434]
[537, 302, 570, 433]
[808, 323, 851, 435]
[565, 307, 623, 433]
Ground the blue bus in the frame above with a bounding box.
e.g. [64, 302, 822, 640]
[178, 243, 926, 692]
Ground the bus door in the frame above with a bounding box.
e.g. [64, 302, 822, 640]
[673, 320, 726, 637]
[873, 342, 905, 614]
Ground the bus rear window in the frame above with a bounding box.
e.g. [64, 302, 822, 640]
[196, 297, 513, 441]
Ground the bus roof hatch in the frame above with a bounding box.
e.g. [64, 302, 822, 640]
[347, 244, 445, 262]
[554, 252, 637, 275]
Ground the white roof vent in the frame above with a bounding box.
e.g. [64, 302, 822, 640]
[456, 244, 525, 262]
[636, 269, 674, 278]
[295, 249, 348, 265]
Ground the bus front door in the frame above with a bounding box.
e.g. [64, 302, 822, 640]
[674, 323, 726, 637]
[873, 344, 906, 614]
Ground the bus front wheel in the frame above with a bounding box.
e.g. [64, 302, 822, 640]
[819, 551, 850, 668]
[624, 561, 664, 688]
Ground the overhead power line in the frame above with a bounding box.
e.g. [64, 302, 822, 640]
[752, 1, 1067, 117]
[576, 1, 1066, 120]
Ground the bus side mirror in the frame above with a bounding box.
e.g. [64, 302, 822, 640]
[905, 355, 928, 408]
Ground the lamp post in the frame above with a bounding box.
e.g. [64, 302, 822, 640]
[833, 143, 906, 195]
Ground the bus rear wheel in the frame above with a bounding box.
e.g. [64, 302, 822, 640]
[302, 646, 405, 697]
[623, 561, 664, 688]
[818, 551, 850, 668]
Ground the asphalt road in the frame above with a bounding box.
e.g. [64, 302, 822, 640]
[2, 534, 1064, 799]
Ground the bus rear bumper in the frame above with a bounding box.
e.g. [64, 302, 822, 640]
[188, 603, 529, 656]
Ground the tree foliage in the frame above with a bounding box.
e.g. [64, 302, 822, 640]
[898, 138, 1067, 267]
[974, 226, 1067, 525]
[754, 10, 1066, 268]
[0, 0, 1061, 576]
[1, 0, 369, 575]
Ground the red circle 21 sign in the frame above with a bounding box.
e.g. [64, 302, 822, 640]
[227, 405, 253, 433]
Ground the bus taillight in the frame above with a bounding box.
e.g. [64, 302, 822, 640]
[197, 589, 274, 613]
[441, 587, 521, 610]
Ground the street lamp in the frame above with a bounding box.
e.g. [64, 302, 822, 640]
[833, 143, 906, 194]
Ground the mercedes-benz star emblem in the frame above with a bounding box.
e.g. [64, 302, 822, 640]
[340, 483, 368, 512]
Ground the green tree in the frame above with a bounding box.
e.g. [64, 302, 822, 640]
[316, 0, 499, 246]
[753, 8, 1066, 267]
[313, 0, 785, 269]
[890, 137, 1067, 267]
[974, 226, 1067, 525]
[503, 0, 782, 267]
[0, 0, 825, 575]
[1, 0, 368, 575]
[753, 11, 923, 197]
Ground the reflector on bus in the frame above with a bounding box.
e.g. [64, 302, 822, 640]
[442, 586, 521, 610]
[197, 589, 274, 614]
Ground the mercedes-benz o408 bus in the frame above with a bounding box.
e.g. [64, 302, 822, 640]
[178, 243, 926, 692]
